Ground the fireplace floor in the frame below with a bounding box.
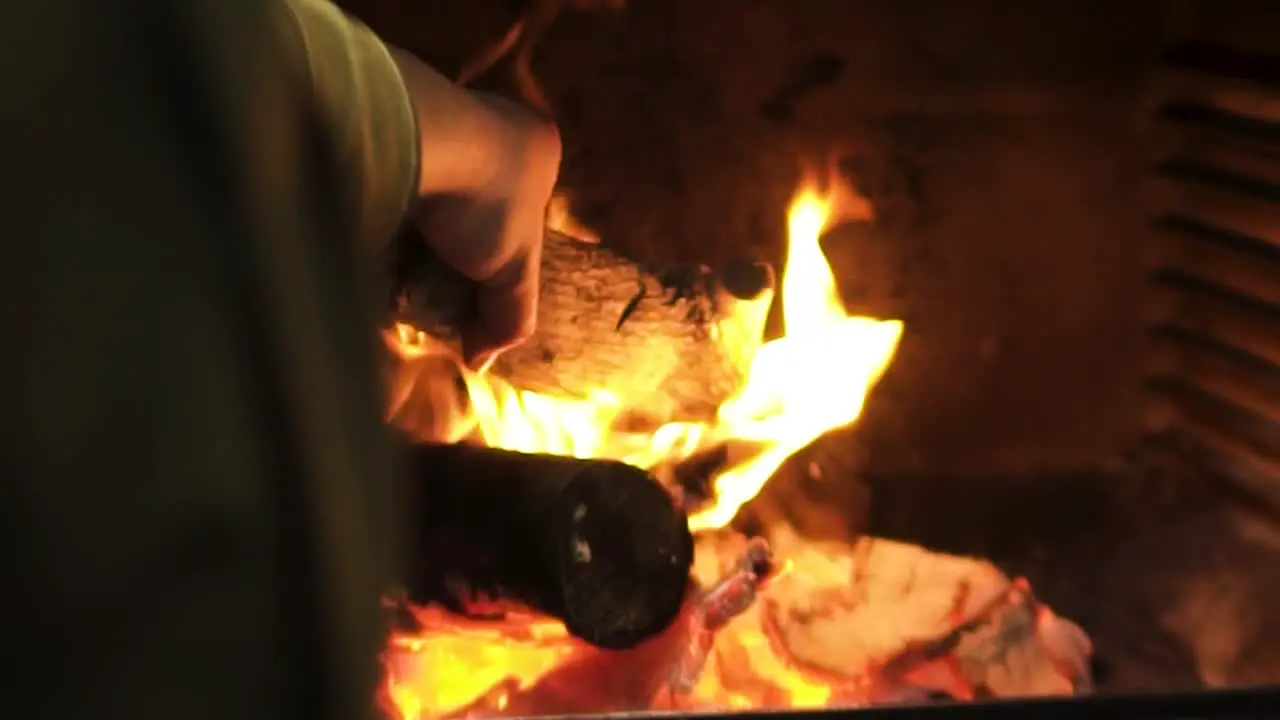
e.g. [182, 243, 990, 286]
[808, 467, 1280, 693]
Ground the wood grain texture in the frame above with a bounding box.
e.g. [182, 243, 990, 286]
[388, 226, 774, 422]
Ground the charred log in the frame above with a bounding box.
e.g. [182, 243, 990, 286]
[387, 226, 775, 423]
[401, 440, 695, 650]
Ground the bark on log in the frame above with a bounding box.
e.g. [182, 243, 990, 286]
[402, 440, 694, 650]
[387, 226, 776, 422]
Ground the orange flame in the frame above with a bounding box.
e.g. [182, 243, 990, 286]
[382, 170, 904, 717]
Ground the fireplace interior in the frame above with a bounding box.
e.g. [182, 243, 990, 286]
[341, 0, 1280, 716]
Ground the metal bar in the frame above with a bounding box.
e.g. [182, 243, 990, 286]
[536, 686, 1280, 720]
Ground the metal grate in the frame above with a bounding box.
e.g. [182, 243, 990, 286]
[548, 686, 1280, 720]
[1145, 8, 1280, 512]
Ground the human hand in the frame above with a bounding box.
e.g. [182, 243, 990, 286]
[411, 93, 560, 371]
[391, 49, 561, 371]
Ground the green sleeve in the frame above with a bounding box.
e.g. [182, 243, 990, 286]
[0, 2, 405, 718]
[278, 0, 420, 253]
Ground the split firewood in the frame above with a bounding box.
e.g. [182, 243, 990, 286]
[845, 577, 1042, 702]
[400, 440, 694, 650]
[387, 226, 776, 424]
[760, 535, 1094, 702]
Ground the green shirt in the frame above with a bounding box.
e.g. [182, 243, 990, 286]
[280, 0, 419, 254]
[0, 2, 418, 719]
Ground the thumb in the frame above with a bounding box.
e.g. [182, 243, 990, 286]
[463, 243, 541, 372]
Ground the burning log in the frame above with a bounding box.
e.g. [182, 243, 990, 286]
[423, 538, 779, 719]
[387, 226, 776, 422]
[400, 440, 695, 650]
[760, 534, 1094, 703]
[382, 529, 1095, 718]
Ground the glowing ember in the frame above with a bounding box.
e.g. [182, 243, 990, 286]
[379, 171, 1090, 718]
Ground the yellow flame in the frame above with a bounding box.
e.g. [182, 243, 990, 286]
[382, 172, 904, 717]
[689, 185, 902, 529]
[546, 192, 601, 245]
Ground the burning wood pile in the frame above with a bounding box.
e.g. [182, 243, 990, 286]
[378, 170, 1094, 718]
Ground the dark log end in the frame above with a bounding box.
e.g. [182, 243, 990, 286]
[553, 458, 694, 649]
[720, 257, 776, 302]
[402, 442, 694, 650]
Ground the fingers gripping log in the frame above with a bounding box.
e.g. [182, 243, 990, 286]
[402, 441, 695, 650]
[387, 226, 776, 422]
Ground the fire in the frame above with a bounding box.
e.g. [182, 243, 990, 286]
[382, 172, 905, 717]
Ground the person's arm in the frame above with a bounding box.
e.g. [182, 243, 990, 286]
[0, 2, 556, 719]
[275, 0, 561, 364]
[275, 0, 420, 252]
[275, 0, 530, 248]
